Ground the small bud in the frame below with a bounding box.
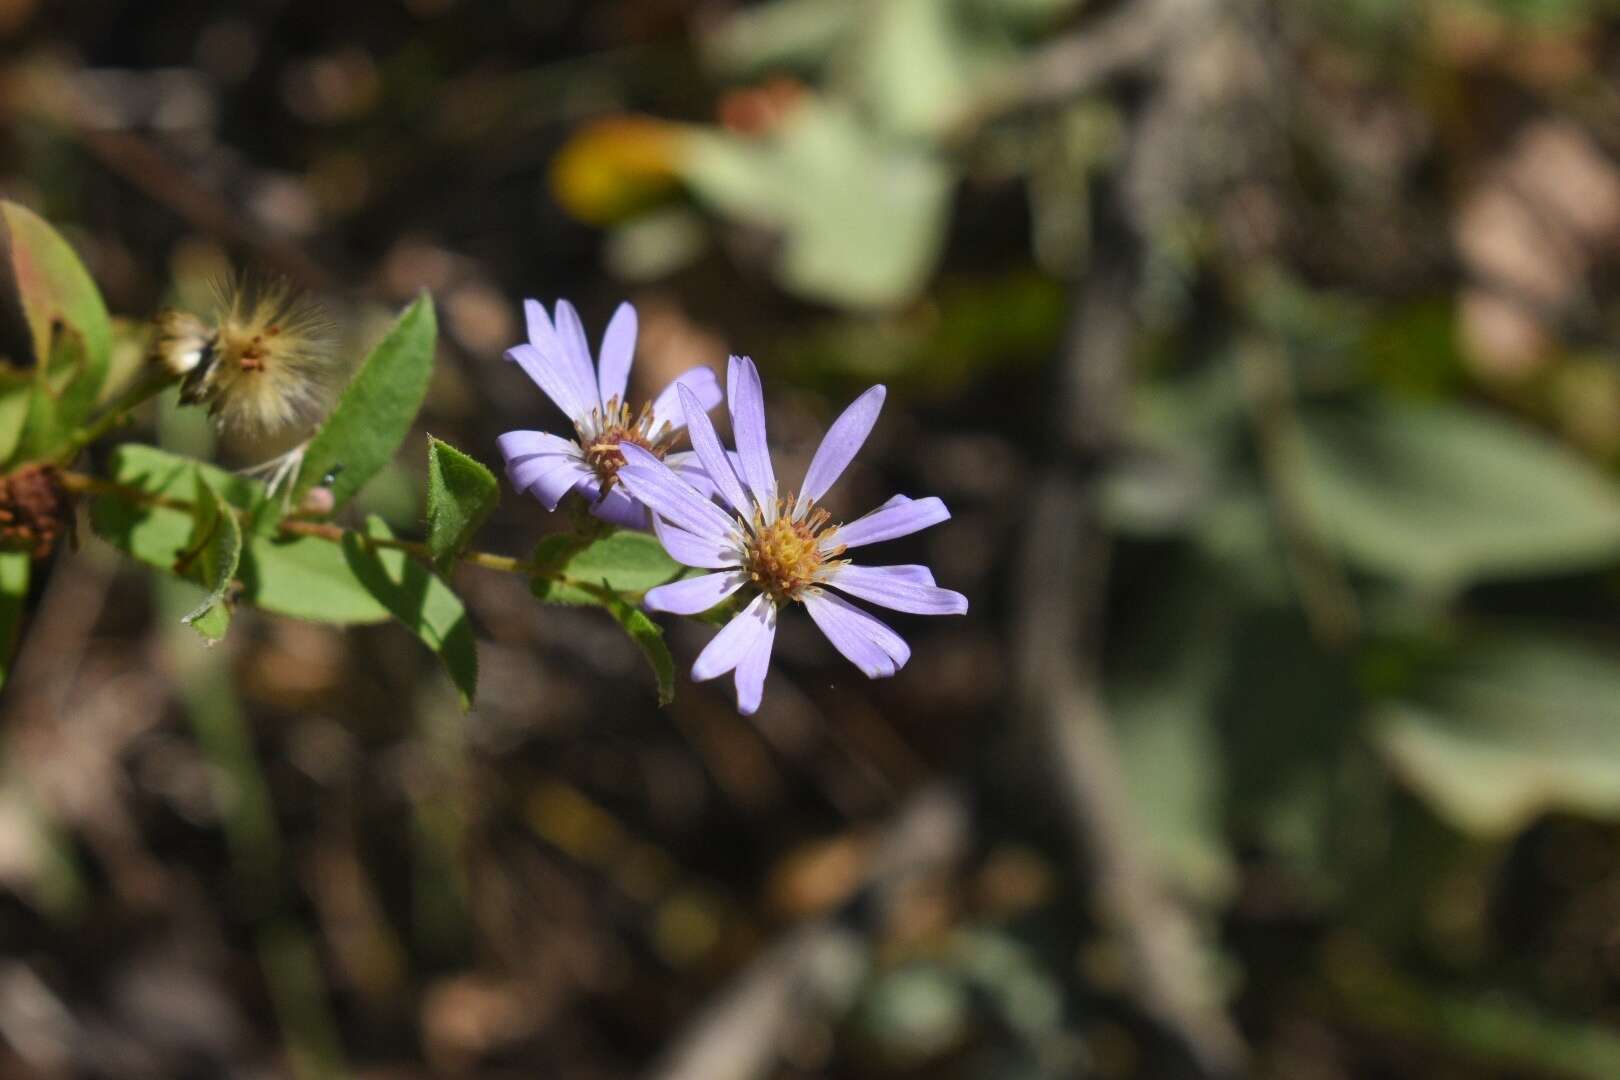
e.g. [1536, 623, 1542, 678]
[296, 485, 335, 517]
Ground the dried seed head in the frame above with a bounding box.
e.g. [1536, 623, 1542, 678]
[166, 276, 338, 439]
[0, 464, 72, 559]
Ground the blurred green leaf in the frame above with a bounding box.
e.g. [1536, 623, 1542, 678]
[531, 529, 683, 605]
[702, 0, 859, 74]
[1375, 631, 1620, 837]
[855, 964, 970, 1064]
[1219, 612, 1366, 877]
[91, 443, 392, 625]
[0, 550, 28, 691]
[847, 0, 974, 138]
[342, 516, 478, 708]
[682, 103, 951, 307]
[179, 471, 243, 641]
[0, 200, 112, 375]
[10, 325, 108, 465]
[294, 294, 436, 510]
[604, 595, 676, 706]
[424, 435, 498, 572]
[1297, 401, 1620, 590]
[1108, 560, 1237, 903]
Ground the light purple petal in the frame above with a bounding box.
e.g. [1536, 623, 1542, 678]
[649, 366, 723, 434]
[855, 563, 935, 585]
[549, 299, 603, 414]
[692, 593, 775, 682]
[732, 606, 777, 715]
[803, 589, 910, 678]
[597, 301, 637, 407]
[796, 384, 885, 516]
[644, 571, 747, 615]
[653, 515, 742, 569]
[678, 384, 751, 514]
[824, 564, 968, 616]
[727, 355, 777, 514]
[825, 495, 951, 551]
[507, 343, 591, 423]
[616, 444, 739, 541]
[498, 430, 580, 465]
[511, 456, 592, 510]
[588, 485, 650, 529]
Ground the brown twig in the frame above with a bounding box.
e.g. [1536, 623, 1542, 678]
[1008, 0, 1248, 1074]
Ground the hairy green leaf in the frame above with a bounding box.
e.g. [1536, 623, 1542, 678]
[294, 294, 436, 509]
[91, 443, 392, 625]
[424, 435, 498, 571]
[179, 471, 243, 641]
[341, 516, 478, 708]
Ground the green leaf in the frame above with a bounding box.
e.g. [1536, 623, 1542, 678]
[9, 325, 109, 465]
[424, 435, 498, 571]
[90, 443, 392, 625]
[1298, 401, 1620, 591]
[680, 103, 951, 308]
[341, 516, 478, 708]
[179, 471, 243, 641]
[294, 295, 436, 510]
[531, 529, 683, 605]
[846, 0, 975, 139]
[0, 550, 29, 691]
[603, 595, 675, 706]
[1108, 559, 1238, 904]
[702, 0, 859, 74]
[1374, 631, 1620, 837]
[0, 200, 113, 375]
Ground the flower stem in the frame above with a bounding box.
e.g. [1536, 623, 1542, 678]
[57, 468, 585, 583]
[58, 368, 181, 463]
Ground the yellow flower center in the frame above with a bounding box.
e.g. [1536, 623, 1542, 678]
[742, 498, 844, 603]
[578, 397, 676, 489]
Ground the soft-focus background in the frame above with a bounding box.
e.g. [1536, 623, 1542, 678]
[4, 0, 1620, 1077]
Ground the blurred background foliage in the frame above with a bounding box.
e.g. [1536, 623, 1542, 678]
[3, 0, 1620, 1077]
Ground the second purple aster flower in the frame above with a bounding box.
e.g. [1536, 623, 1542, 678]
[616, 355, 968, 715]
[498, 298, 722, 528]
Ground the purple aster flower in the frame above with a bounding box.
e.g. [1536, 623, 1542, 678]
[615, 355, 967, 714]
[497, 298, 723, 528]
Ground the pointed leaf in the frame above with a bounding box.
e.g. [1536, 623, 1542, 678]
[603, 594, 676, 706]
[294, 295, 436, 509]
[91, 444, 392, 625]
[179, 470, 243, 641]
[425, 435, 498, 571]
[341, 516, 477, 708]
[0, 200, 112, 374]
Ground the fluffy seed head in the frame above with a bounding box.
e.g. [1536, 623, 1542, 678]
[163, 276, 337, 439]
[742, 496, 843, 604]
